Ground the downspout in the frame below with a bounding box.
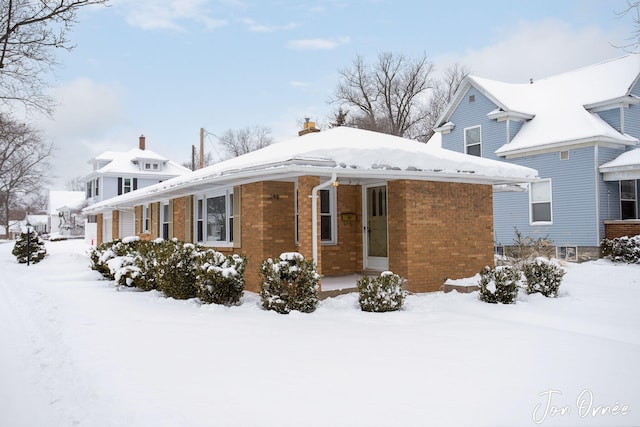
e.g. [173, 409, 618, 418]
[311, 173, 337, 267]
[594, 145, 601, 244]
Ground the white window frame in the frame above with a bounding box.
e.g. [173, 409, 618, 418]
[319, 187, 337, 245]
[143, 204, 150, 233]
[464, 125, 482, 157]
[122, 177, 132, 194]
[620, 180, 638, 220]
[530, 179, 553, 225]
[161, 201, 170, 239]
[195, 189, 234, 247]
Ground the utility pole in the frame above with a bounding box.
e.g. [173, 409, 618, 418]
[191, 145, 196, 171]
[199, 127, 205, 169]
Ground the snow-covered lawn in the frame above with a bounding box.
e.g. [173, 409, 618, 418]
[0, 239, 639, 427]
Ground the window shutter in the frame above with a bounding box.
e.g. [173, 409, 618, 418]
[117, 177, 122, 195]
[133, 178, 138, 191]
[233, 186, 242, 248]
[168, 199, 174, 239]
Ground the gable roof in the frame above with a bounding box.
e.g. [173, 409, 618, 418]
[84, 127, 538, 214]
[437, 55, 640, 158]
[87, 148, 191, 177]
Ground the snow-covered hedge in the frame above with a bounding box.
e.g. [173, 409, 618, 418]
[195, 250, 246, 306]
[523, 257, 565, 297]
[478, 265, 520, 304]
[12, 230, 47, 264]
[357, 271, 407, 312]
[260, 252, 319, 314]
[88, 238, 247, 304]
[601, 235, 640, 264]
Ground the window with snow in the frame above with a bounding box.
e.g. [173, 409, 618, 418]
[530, 180, 552, 224]
[464, 126, 482, 157]
[621, 180, 638, 220]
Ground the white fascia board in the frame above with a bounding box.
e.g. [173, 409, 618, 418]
[487, 109, 535, 122]
[585, 95, 640, 112]
[496, 136, 637, 159]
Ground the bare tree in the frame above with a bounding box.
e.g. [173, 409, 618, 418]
[0, 0, 109, 113]
[218, 126, 273, 158]
[615, 1, 640, 52]
[416, 63, 470, 142]
[65, 175, 86, 191]
[0, 113, 52, 234]
[182, 150, 215, 171]
[330, 52, 435, 138]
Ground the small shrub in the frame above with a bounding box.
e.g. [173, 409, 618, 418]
[195, 250, 246, 305]
[12, 230, 47, 264]
[478, 265, 520, 304]
[523, 257, 565, 297]
[153, 240, 199, 300]
[601, 235, 640, 264]
[260, 252, 319, 314]
[357, 271, 407, 312]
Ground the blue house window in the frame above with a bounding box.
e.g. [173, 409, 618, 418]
[621, 180, 637, 220]
[464, 126, 482, 157]
[530, 180, 552, 224]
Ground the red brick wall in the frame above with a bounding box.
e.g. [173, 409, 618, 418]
[111, 210, 119, 241]
[388, 180, 494, 293]
[321, 184, 363, 276]
[605, 220, 640, 239]
[96, 213, 103, 245]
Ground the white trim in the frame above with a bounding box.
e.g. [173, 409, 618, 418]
[311, 174, 337, 267]
[319, 187, 338, 245]
[362, 182, 389, 271]
[194, 188, 234, 247]
[529, 179, 553, 225]
[464, 125, 482, 157]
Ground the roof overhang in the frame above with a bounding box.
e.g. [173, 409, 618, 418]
[487, 108, 535, 122]
[585, 95, 640, 112]
[496, 136, 638, 159]
[600, 164, 640, 181]
[83, 162, 538, 215]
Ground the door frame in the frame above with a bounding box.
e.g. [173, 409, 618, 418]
[362, 182, 389, 271]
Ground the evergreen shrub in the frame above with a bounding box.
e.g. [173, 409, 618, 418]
[12, 230, 47, 264]
[357, 271, 407, 312]
[523, 257, 565, 297]
[601, 235, 640, 264]
[260, 252, 319, 314]
[478, 265, 520, 304]
[195, 250, 246, 305]
[153, 240, 199, 300]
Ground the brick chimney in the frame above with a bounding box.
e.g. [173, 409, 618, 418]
[139, 134, 146, 150]
[298, 118, 320, 136]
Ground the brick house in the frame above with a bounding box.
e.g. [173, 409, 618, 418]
[83, 125, 537, 293]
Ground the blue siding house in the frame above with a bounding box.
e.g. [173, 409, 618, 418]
[434, 55, 640, 260]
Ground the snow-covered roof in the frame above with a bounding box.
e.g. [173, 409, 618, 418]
[84, 127, 538, 214]
[599, 148, 640, 181]
[438, 55, 640, 157]
[48, 191, 85, 214]
[87, 148, 191, 177]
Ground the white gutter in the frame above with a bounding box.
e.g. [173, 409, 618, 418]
[311, 173, 337, 267]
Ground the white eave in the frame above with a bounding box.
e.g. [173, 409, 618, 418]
[433, 122, 455, 134]
[496, 135, 638, 159]
[585, 94, 640, 112]
[487, 108, 535, 122]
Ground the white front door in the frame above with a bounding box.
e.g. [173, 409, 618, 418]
[363, 184, 389, 271]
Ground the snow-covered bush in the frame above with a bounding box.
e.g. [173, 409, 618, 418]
[194, 250, 246, 305]
[357, 271, 407, 312]
[478, 265, 520, 304]
[153, 239, 199, 300]
[260, 252, 319, 314]
[12, 230, 47, 264]
[523, 257, 565, 297]
[601, 235, 640, 264]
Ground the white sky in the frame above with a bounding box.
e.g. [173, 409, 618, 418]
[28, 0, 633, 188]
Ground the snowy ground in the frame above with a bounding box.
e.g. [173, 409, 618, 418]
[0, 239, 639, 427]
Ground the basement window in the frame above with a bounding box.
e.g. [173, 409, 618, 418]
[557, 246, 577, 262]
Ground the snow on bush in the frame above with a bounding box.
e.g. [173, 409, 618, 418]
[12, 230, 47, 264]
[357, 271, 407, 312]
[523, 257, 565, 298]
[195, 250, 246, 306]
[601, 235, 640, 264]
[88, 238, 247, 304]
[260, 252, 319, 314]
[478, 265, 520, 304]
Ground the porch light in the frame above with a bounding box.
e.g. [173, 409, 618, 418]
[332, 179, 340, 187]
